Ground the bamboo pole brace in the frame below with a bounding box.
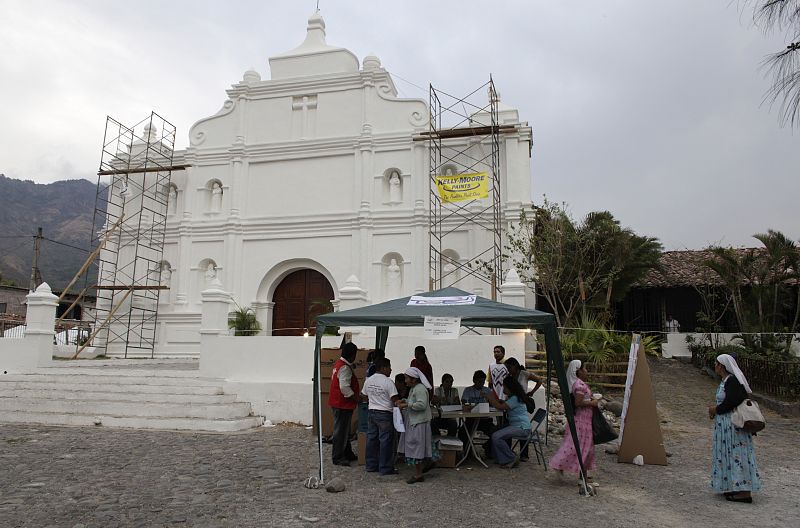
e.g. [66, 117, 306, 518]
[71, 287, 132, 360]
[57, 214, 125, 303]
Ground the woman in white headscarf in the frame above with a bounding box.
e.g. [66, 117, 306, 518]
[708, 354, 761, 503]
[396, 367, 438, 483]
[549, 359, 599, 477]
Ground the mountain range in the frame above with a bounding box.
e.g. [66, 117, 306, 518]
[0, 174, 98, 290]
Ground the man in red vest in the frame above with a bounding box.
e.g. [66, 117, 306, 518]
[328, 342, 360, 466]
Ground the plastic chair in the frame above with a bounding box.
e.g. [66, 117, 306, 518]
[512, 408, 547, 468]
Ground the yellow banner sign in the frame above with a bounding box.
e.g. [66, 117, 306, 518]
[436, 172, 489, 203]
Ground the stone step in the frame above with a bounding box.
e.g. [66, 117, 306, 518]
[0, 373, 222, 387]
[0, 397, 254, 420]
[0, 410, 263, 432]
[0, 387, 237, 404]
[30, 367, 203, 378]
[0, 380, 224, 395]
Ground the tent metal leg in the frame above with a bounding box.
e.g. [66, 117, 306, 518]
[314, 329, 325, 486]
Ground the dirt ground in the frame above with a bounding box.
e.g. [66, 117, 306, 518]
[268, 358, 799, 528]
[0, 359, 797, 527]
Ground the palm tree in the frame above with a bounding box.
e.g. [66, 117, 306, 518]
[228, 303, 262, 336]
[744, 1, 800, 127]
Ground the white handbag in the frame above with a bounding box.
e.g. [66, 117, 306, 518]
[731, 398, 765, 433]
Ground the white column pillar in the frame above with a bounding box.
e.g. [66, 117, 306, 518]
[412, 141, 427, 293]
[252, 301, 272, 336]
[175, 163, 195, 308]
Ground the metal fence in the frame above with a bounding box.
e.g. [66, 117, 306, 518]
[0, 315, 26, 338]
[737, 356, 800, 401]
[54, 319, 93, 346]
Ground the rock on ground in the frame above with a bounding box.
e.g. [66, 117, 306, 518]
[324, 477, 345, 493]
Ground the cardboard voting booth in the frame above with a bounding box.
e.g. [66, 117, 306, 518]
[617, 334, 668, 465]
[313, 347, 372, 437]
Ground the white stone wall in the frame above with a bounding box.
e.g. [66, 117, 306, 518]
[200, 334, 527, 424]
[661, 332, 800, 358]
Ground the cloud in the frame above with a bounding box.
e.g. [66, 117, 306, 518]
[0, 0, 797, 249]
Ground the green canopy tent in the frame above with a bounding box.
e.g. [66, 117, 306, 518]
[312, 287, 588, 491]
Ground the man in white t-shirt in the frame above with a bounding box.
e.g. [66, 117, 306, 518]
[362, 357, 400, 475]
[487, 345, 509, 400]
[666, 314, 680, 333]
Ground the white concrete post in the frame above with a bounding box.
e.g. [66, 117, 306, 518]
[500, 269, 527, 335]
[26, 283, 59, 335]
[199, 278, 232, 378]
[500, 268, 525, 307]
[0, 283, 58, 371]
[338, 274, 368, 311]
[338, 274, 368, 335]
[200, 278, 232, 337]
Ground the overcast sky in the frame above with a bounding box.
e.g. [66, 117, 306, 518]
[1, 0, 797, 250]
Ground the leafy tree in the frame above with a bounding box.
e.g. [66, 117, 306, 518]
[503, 199, 662, 327]
[743, 1, 800, 126]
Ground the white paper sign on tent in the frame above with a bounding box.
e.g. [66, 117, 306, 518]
[423, 316, 461, 339]
[408, 295, 476, 306]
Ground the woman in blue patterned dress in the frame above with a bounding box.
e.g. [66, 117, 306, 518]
[707, 354, 761, 503]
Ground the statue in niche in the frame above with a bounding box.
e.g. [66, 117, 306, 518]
[210, 182, 223, 212]
[168, 186, 177, 213]
[160, 263, 172, 287]
[385, 258, 402, 299]
[388, 171, 402, 204]
[204, 263, 217, 283]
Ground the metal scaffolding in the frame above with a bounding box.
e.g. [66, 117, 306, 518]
[421, 78, 504, 299]
[78, 112, 179, 358]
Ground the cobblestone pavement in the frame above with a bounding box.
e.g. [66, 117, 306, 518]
[1, 359, 798, 527]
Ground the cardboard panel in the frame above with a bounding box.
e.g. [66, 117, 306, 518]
[618, 343, 668, 465]
[313, 347, 372, 437]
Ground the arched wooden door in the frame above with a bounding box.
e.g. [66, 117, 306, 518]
[271, 269, 334, 336]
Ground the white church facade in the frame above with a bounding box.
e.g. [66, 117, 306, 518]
[153, 12, 533, 356]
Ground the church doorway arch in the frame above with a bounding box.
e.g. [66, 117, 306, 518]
[271, 269, 334, 336]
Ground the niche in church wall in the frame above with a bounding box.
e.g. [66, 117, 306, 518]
[200, 179, 225, 215]
[440, 163, 458, 177]
[166, 184, 179, 216]
[245, 156, 356, 216]
[157, 259, 173, 305]
[380, 252, 405, 301]
[441, 249, 462, 286]
[380, 168, 404, 205]
[190, 257, 221, 305]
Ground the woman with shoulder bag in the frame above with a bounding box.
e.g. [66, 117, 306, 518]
[707, 354, 762, 503]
